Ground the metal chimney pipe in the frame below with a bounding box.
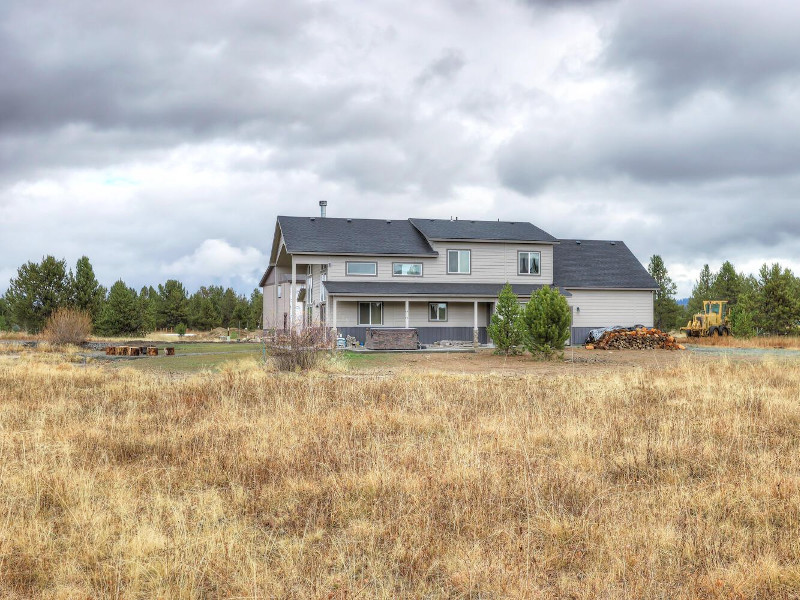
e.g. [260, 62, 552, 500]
[319, 200, 327, 218]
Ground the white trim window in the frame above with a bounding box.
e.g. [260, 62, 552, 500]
[447, 250, 471, 274]
[429, 302, 448, 322]
[346, 261, 378, 276]
[277, 285, 282, 298]
[358, 302, 383, 325]
[320, 267, 327, 302]
[518, 251, 541, 275]
[393, 262, 423, 276]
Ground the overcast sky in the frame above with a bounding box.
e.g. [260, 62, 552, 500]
[2, 0, 799, 297]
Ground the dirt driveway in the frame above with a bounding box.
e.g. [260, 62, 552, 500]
[344, 345, 800, 376]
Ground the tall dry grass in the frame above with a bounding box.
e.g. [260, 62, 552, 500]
[684, 335, 800, 350]
[2, 355, 800, 598]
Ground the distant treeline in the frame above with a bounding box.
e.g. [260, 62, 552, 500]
[648, 256, 800, 336]
[0, 255, 262, 336]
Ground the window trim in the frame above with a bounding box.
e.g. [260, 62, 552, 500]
[446, 249, 471, 275]
[428, 302, 448, 322]
[277, 285, 282, 298]
[357, 301, 384, 326]
[346, 261, 378, 277]
[392, 262, 424, 277]
[517, 250, 542, 276]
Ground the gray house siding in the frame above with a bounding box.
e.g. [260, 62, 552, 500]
[291, 241, 554, 286]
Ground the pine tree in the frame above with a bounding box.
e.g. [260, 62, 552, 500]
[97, 280, 142, 336]
[220, 288, 238, 327]
[157, 280, 188, 328]
[0, 295, 8, 331]
[6, 255, 72, 332]
[187, 287, 221, 330]
[688, 264, 715, 314]
[730, 275, 759, 337]
[710, 261, 742, 306]
[249, 288, 263, 330]
[138, 286, 157, 333]
[648, 255, 682, 331]
[72, 256, 105, 324]
[487, 283, 524, 355]
[521, 285, 571, 358]
[756, 263, 800, 334]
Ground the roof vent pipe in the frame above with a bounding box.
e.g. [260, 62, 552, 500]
[319, 200, 327, 218]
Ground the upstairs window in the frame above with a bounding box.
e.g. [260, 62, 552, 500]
[393, 262, 423, 276]
[358, 302, 383, 325]
[447, 250, 471, 274]
[320, 267, 327, 302]
[518, 251, 541, 276]
[346, 261, 377, 276]
[429, 302, 448, 322]
[277, 285, 282, 298]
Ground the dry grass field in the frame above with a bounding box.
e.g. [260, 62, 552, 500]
[684, 335, 800, 350]
[2, 348, 800, 598]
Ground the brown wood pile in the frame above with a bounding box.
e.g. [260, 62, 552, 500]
[586, 328, 685, 351]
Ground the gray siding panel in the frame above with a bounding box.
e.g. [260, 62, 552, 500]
[337, 326, 487, 346]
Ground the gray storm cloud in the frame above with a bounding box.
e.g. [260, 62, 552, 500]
[1, 0, 798, 297]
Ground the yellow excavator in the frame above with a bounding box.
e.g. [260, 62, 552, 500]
[681, 300, 731, 337]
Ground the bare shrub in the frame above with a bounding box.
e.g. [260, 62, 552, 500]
[42, 308, 92, 345]
[268, 327, 333, 371]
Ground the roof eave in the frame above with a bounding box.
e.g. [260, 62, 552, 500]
[560, 286, 658, 291]
[286, 250, 439, 257]
[425, 237, 559, 244]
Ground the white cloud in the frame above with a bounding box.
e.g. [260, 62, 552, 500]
[160, 239, 266, 290]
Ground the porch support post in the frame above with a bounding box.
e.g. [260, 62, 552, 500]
[405, 299, 410, 329]
[290, 258, 296, 331]
[473, 300, 479, 350]
[331, 297, 337, 338]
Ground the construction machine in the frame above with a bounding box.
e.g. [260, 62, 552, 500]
[681, 300, 731, 337]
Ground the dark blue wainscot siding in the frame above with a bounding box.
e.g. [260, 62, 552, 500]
[337, 327, 487, 346]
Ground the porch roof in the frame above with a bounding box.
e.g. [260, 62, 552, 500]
[323, 281, 571, 297]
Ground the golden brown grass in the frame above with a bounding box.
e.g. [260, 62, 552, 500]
[2, 353, 800, 598]
[684, 335, 800, 350]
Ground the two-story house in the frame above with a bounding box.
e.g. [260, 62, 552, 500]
[260, 207, 658, 346]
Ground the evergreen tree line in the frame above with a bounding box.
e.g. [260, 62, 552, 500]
[0, 255, 263, 336]
[648, 256, 800, 337]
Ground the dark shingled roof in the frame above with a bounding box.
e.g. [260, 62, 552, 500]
[278, 216, 437, 256]
[410, 218, 557, 243]
[324, 281, 571, 297]
[553, 240, 657, 289]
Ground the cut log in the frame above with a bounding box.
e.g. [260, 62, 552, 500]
[165, 347, 175, 356]
[147, 347, 159, 356]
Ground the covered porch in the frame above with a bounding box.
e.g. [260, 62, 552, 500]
[330, 298, 491, 345]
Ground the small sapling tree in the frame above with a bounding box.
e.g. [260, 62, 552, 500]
[487, 283, 524, 355]
[521, 285, 571, 358]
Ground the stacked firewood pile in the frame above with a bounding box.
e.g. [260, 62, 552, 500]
[586, 328, 685, 351]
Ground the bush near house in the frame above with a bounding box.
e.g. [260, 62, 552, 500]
[521, 285, 571, 358]
[487, 283, 524, 355]
[269, 327, 333, 371]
